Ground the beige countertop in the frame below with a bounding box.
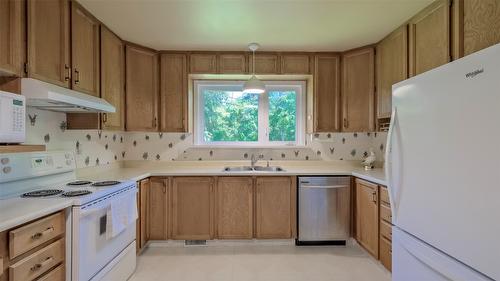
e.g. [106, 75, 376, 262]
[77, 160, 387, 186]
[0, 160, 385, 233]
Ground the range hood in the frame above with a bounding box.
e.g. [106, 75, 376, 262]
[21, 78, 116, 113]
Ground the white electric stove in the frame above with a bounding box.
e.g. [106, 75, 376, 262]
[0, 151, 137, 281]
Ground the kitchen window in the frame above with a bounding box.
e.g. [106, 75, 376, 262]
[194, 80, 305, 147]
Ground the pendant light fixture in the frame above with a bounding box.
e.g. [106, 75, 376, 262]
[243, 43, 265, 94]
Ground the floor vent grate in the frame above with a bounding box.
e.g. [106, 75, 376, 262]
[185, 240, 207, 246]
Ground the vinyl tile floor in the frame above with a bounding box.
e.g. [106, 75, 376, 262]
[129, 244, 391, 281]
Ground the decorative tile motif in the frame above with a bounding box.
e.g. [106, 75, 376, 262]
[25, 108, 388, 168]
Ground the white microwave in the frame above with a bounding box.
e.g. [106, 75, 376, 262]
[0, 90, 25, 144]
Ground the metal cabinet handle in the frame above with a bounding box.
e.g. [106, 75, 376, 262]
[343, 118, 348, 128]
[153, 117, 158, 128]
[64, 65, 71, 81]
[372, 191, 377, 204]
[74, 69, 80, 84]
[30, 256, 53, 271]
[31, 226, 54, 239]
[102, 113, 108, 123]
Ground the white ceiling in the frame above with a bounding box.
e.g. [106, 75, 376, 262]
[78, 0, 434, 52]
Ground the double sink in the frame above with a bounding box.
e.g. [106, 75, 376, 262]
[223, 166, 285, 172]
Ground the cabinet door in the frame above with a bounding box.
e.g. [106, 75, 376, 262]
[314, 54, 340, 132]
[27, 0, 70, 87]
[189, 53, 217, 74]
[149, 177, 168, 240]
[218, 53, 247, 74]
[160, 53, 187, 132]
[376, 26, 408, 119]
[171, 177, 214, 240]
[463, 0, 500, 56]
[100, 26, 125, 130]
[355, 179, 379, 257]
[138, 178, 150, 250]
[125, 45, 159, 131]
[250, 54, 280, 74]
[216, 177, 253, 239]
[255, 177, 294, 239]
[71, 2, 100, 96]
[341, 47, 375, 132]
[281, 54, 310, 74]
[0, 0, 25, 77]
[409, 0, 450, 76]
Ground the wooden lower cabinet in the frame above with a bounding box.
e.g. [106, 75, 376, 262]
[355, 178, 379, 257]
[255, 177, 296, 239]
[148, 177, 168, 240]
[0, 210, 66, 281]
[171, 177, 215, 240]
[137, 178, 149, 252]
[216, 177, 254, 239]
[355, 179, 392, 272]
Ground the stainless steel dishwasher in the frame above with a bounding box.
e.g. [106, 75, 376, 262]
[297, 176, 351, 245]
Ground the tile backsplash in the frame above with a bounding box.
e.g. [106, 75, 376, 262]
[25, 108, 387, 168]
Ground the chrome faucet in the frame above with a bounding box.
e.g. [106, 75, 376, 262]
[250, 154, 258, 168]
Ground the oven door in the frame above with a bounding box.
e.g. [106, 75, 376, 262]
[72, 188, 136, 281]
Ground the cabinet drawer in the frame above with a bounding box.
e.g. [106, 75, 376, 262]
[380, 220, 392, 241]
[380, 203, 392, 224]
[379, 236, 392, 271]
[9, 239, 64, 281]
[380, 186, 390, 206]
[9, 212, 65, 259]
[36, 264, 64, 281]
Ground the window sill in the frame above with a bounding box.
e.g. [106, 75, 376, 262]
[192, 144, 307, 149]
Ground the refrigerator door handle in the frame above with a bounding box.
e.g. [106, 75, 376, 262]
[385, 107, 398, 219]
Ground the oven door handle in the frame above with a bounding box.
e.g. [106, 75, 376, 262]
[78, 188, 137, 218]
[79, 204, 110, 218]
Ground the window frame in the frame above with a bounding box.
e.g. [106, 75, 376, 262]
[193, 80, 306, 147]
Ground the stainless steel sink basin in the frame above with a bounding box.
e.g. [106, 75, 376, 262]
[223, 166, 285, 172]
[253, 166, 285, 172]
[223, 166, 254, 172]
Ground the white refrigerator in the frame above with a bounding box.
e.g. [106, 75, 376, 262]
[386, 43, 500, 281]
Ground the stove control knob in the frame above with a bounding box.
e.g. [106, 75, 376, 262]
[3, 166, 12, 174]
[66, 159, 72, 166]
[0, 158, 9, 165]
[65, 153, 71, 159]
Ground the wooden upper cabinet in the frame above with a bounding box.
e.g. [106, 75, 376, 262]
[341, 47, 375, 132]
[71, 2, 100, 96]
[216, 177, 253, 239]
[376, 25, 408, 119]
[160, 53, 187, 132]
[249, 54, 280, 74]
[125, 44, 159, 131]
[281, 54, 310, 74]
[171, 177, 215, 240]
[149, 177, 168, 240]
[189, 53, 217, 74]
[409, 0, 450, 77]
[463, 0, 500, 56]
[314, 54, 340, 132]
[27, 0, 70, 88]
[355, 178, 379, 258]
[218, 53, 247, 74]
[255, 177, 294, 239]
[0, 0, 25, 77]
[100, 26, 124, 130]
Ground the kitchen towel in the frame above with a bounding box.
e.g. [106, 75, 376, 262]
[106, 189, 138, 239]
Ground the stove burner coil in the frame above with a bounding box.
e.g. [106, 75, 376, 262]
[92, 181, 121, 187]
[67, 180, 92, 186]
[22, 189, 64, 197]
[62, 190, 92, 197]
